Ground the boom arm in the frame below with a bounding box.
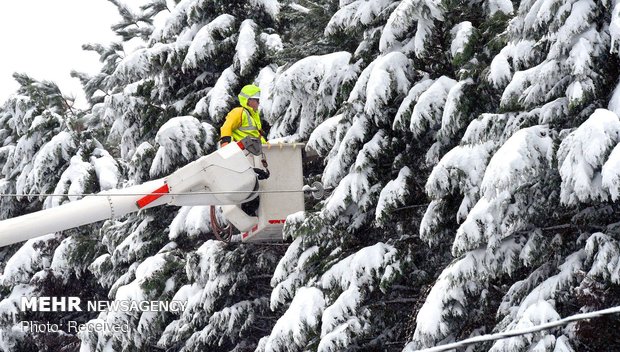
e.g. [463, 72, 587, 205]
[0, 142, 258, 247]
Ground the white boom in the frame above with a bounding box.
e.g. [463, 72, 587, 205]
[0, 140, 306, 247]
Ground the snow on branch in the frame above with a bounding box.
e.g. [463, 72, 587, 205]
[318, 243, 399, 351]
[150, 116, 207, 177]
[260, 287, 325, 352]
[249, 0, 281, 20]
[409, 76, 457, 139]
[269, 52, 357, 140]
[559, 109, 620, 205]
[196, 67, 239, 122]
[409, 237, 524, 349]
[183, 14, 236, 71]
[380, 0, 444, 55]
[453, 126, 553, 255]
[0, 235, 56, 286]
[21, 131, 76, 198]
[325, 0, 394, 36]
[323, 131, 388, 223]
[489, 250, 585, 351]
[234, 20, 259, 76]
[307, 114, 345, 157]
[393, 76, 434, 132]
[375, 166, 412, 224]
[44, 155, 93, 209]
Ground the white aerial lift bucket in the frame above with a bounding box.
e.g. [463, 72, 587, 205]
[238, 143, 305, 242]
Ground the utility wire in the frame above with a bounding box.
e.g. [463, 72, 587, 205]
[413, 306, 620, 352]
[0, 189, 326, 198]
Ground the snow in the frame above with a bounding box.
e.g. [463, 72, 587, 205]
[50, 237, 77, 281]
[410, 76, 458, 137]
[269, 51, 355, 139]
[250, 0, 281, 19]
[323, 131, 387, 221]
[0, 235, 55, 286]
[611, 2, 620, 52]
[113, 217, 154, 265]
[481, 125, 553, 198]
[321, 242, 398, 290]
[375, 166, 411, 223]
[260, 33, 284, 52]
[487, 0, 513, 15]
[155, 0, 196, 41]
[271, 238, 319, 309]
[568, 34, 596, 77]
[235, 20, 258, 76]
[201, 67, 239, 122]
[150, 115, 206, 177]
[412, 252, 481, 348]
[44, 155, 92, 209]
[115, 254, 168, 302]
[429, 78, 474, 163]
[393, 76, 434, 131]
[500, 60, 561, 109]
[602, 143, 620, 200]
[321, 114, 366, 187]
[169, 206, 212, 240]
[307, 114, 344, 157]
[554, 1, 596, 56]
[255, 65, 277, 121]
[263, 287, 325, 351]
[182, 14, 236, 70]
[363, 52, 412, 118]
[488, 52, 512, 88]
[318, 317, 364, 352]
[91, 148, 119, 190]
[450, 22, 473, 57]
[113, 48, 151, 82]
[608, 81, 620, 117]
[410, 238, 524, 349]
[22, 131, 75, 196]
[289, 3, 310, 13]
[380, 0, 444, 54]
[558, 109, 620, 205]
[488, 252, 586, 351]
[325, 0, 394, 36]
[425, 142, 493, 218]
[519, 251, 585, 318]
[452, 126, 553, 255]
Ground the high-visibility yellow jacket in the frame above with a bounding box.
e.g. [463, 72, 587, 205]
[220, 85, 267, 143]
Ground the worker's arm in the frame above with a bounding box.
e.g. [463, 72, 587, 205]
[220, 108, 242, 146]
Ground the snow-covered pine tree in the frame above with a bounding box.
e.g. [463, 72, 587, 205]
[407, 1, 620, 351]
[0, 74, 115, 350]
[4, 0, 620, 351]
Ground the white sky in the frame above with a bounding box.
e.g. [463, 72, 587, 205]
[0, 0, 121, 108]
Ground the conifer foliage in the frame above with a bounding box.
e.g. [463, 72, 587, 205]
[1, 0, 620, 351]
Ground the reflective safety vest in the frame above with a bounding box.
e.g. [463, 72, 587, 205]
[220, 107, 267, 143]
[232, 107, 264, 142]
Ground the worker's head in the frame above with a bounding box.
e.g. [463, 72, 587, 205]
[247, 98, 259, 110]
[239, 84, 261, 111]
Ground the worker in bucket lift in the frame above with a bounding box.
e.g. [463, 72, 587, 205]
[219, 84, 269, 217]
[219, 84, 267, 147]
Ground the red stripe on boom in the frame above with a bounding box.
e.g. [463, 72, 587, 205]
[136, 184, 170, 209]
[237, 141, 245, 150]
[268, 219, 286, 224]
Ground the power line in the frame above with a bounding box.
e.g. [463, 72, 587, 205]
[0, 189, 321, 198]
[412, 306, 620, 352]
